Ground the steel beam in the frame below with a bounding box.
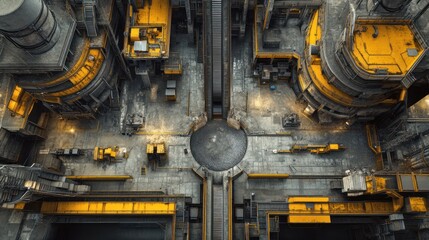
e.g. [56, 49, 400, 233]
[274, 0, 322, 8]
[185, 0, 193, 34]
[263, 0, 275, 30]
[66, 175, 133, 181]
[247, 173, 290, 179]
[240, 0, 249, 38]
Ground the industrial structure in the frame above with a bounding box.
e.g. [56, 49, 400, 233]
[0, 0, 428, 239]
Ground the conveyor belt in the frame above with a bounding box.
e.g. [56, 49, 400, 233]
[204, 0, 230, 119]
[211, 0, 223, 116]
[212, 184, 224, 240]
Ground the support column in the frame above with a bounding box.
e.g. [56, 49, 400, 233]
[185, 0, 193, 34]
[136, 64, 151, 89]
[263, 0, 275, 30]
[418, 221, 429, 240]
[240, 0, 249, 38]
[115, 0, 125, 17]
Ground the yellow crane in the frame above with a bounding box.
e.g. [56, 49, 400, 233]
[273, 143, 345, 154]
[93, 146, 128, 161]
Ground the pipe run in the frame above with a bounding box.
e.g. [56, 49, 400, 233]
[247, 173, 290, 179]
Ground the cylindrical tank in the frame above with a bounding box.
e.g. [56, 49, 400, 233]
[0, 0, 60, 54]
[380, 0, 411, 12]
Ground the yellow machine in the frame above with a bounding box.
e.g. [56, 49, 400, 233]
[123, 0, 171, 60]
[273, 143, 345, 154]
[93, 146, 128, 161]
[146, 143, 166, 155]
[146, 143, 166, 170]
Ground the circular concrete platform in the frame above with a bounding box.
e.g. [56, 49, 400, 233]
[190, 120, 247, 171]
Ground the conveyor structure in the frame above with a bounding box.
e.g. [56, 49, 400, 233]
[204, 0, 231, 119]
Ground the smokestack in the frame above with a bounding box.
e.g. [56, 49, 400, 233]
[0, 0, 60, 54]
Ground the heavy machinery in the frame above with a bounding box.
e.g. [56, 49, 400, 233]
[146, 142, 166, 170]
[93, 146, 128, 161]
[123, 0, 172, 88]
[282, 113, 301, 128]
[273, 143, 345, 154]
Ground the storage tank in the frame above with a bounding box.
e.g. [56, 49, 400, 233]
[0, 0, 60, 54]
[380, 0, 411, 11]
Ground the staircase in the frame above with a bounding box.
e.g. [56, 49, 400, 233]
[0, 165, 90, 205]
[83, 0, 98, 37]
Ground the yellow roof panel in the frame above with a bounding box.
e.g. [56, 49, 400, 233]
[352, 23, 424, 76]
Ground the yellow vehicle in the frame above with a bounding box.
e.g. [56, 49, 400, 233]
[146, 143, 166, 170]
[93, 146, 128, 161]
[273, 143, 345, 154]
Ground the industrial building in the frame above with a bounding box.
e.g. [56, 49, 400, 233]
[0, 0, 428, 239]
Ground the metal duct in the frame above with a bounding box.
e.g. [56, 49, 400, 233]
[0, 0, 60, 54]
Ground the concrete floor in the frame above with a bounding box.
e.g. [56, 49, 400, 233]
[34, 24, 374, 195]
